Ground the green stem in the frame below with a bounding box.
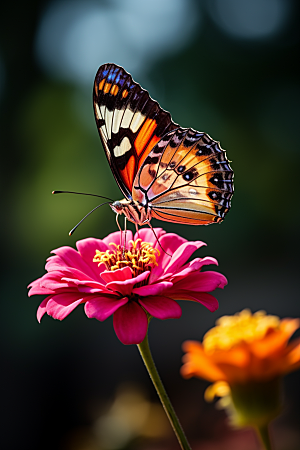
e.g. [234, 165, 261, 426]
[255, 424, 273, 450]
[137, 330, 192, 450]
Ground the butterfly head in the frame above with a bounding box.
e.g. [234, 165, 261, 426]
[110, 199, 151, 226]
[110, 200, 124, 212]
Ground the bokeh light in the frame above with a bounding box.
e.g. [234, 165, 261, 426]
[207, 0, 291, 40]
[35, 0, 200, 86]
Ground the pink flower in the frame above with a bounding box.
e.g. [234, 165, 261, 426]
[28, 228, 227, 345]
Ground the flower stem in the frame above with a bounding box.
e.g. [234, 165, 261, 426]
[255, 424, 273, 450]
[137, 331, 192, 450]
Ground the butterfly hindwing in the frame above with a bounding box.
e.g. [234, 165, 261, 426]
[132, 128, 233, 224]
[93, 63, 178, 199]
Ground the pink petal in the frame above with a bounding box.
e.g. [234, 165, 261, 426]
[28, 271, 78, 296]
[102, 230, 133, 248]
[45, 255, 72, 272]
[76, 238, 109, 279]
[77, 285, 112, 295]
[168, 257, 219, 282]
[133, 281, 173, 297]
[28, 276, 56, 296]
[29, 286, 56, 296]
[134, 227, 166, 245]
[171, 291, 219, 312]
[45, 293, 85, 320]
[45, 258, 98, 282]
[61, 277, 106, 288]
[155, 232, 187, 252]
[60, 278, 112, 294]
[113, 302, 148, 345]
[85, 295, 128, 321]
[164, 241, 206, 276]
[106, 271, 150, 297]
[154, 257, 216, 284]
[37, 297, 51, 322]
[139, 296, 182, 319]
[65, 266, 103, 283]
[149, 233, 187, 282]
[101, 266, 133, 284]
[51, 246, 97, 280]
[39, 272, 71, 290]
[173, 271, 227, 292]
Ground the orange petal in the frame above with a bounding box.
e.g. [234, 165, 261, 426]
[284, 339, 300, 372]
[280, 318, 300, 337]
[181, 341, 227, 382]
[211, 346, 250, 368]
[250, 318, 300, 359]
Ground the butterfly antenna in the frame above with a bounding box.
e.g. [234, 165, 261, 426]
[69, 201, 112, 235]
[148, 222, 171, 257]
[52, 190, 114, 202]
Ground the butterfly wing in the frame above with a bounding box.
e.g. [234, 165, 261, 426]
[93, 63, 179, 199]
[132, 128, 234, 225]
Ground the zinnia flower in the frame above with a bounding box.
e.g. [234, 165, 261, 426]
[28, 228, 227, 345]
[181, 309, 300, 429]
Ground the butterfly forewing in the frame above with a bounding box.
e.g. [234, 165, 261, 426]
[93, 63, 178, 199]
[132, 128, 233, 224]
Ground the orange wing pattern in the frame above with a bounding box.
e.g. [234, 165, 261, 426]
[132, 128, 233, 224]
[93, 63, 178, 199]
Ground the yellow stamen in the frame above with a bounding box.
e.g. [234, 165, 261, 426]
[203, 309, 280, 353]
[93, 239, 160, 280]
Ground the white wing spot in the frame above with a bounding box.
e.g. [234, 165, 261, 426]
[114, 136, 131, 157]
[105, 109, 114, 139]
[189, 188, 198, 195]
[121, 109, 134, 128]
[130, 111, 146, 133]
[112, 109, 125, 134]
[95, 103, 102, 119]
[100, 105, 106, 120]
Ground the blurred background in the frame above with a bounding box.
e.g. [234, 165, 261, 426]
[1, 0, 300, 448]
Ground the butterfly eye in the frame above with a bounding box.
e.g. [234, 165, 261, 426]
[112, 201, 123, 211]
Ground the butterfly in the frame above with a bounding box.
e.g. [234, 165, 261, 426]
[93, 63, 233, 227]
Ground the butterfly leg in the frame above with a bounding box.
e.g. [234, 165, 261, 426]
[115, 213, 123, 248]
[123, 217, 128, 256]
[147, 222, 171, 257]
[135, 223, 140, 240]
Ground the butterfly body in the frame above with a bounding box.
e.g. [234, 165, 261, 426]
[94, 63, 234, 226]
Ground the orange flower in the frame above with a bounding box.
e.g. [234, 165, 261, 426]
[181, 309, 300, 385]
[181, 310, 300, 432]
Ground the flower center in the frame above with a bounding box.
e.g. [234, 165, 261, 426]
[93, 238, 160, 277]
[203, 309, 280, 353]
